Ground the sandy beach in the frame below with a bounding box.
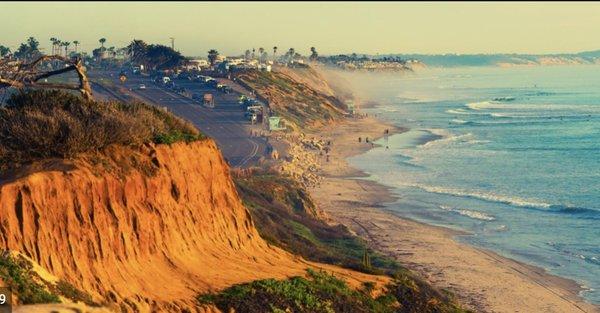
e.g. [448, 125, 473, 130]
[306, 116, 599, 313]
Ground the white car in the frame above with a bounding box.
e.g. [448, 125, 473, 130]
[139, 84, 146, 90]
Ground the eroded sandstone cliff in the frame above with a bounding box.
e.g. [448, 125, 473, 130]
[0, 140, 387, 312]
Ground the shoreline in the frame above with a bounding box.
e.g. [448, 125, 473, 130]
[305, 115, 599, 313]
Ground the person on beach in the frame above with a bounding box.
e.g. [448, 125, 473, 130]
[358, 137, 362, 143]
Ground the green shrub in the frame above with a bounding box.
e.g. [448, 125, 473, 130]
[54, 280, 95, 305]
[198, 269, 393, 313]
[198, 269, 471, 313]
[0, 89, 204, 169]
[389, 270, 471, 313]
[233, 170, 472, 312]
[234, 170, 397, 275]
[0, 252, 60, 304]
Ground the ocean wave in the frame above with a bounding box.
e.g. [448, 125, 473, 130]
[490, 112, 600, 120]
[419, 130, 485, 148]
[450, 119, 470, 125]
[492, 97, 516, 102]
[549, 205, 600, 218]
[412, 184, 551, 208]
[409, 184, 600, 218]
[546, 242, 600, 266]
[446, 108, 493, 116]
[465, 101, 494, 111]
[464, 119, 561, 127]
[446, 108, 471, 115]
[439, 205, 496, 221]
[466, 100, 600, 113]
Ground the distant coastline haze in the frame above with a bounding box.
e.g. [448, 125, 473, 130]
[2, 2, 600, 56]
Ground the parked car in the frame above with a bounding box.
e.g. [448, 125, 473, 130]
[217, 85, 232, 94]
[207, 80, 218, 88]
[138, 84, 146, 90]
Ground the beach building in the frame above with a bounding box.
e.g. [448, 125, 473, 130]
[186, 59, 209, 70]
[345, 100, 356, 115]
[268, 116, 286, 131]
[226, 57, 245, 66]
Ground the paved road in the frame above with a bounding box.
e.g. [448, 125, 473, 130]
[89, 70, 269, 168]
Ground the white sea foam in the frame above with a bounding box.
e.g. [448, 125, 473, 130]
[420, 129, 477, 148]
[446, 109, 471, 115]
[466, 101, 494, 110]
[466, 100, 600, 114]
[439, 205, 496, 221]
[409, 184, 552, 209]
[451, 119, 469, 124]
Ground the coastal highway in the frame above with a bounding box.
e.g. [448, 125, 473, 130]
[88, 70, 268, 168]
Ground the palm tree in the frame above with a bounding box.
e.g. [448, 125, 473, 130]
[127, 39, 148, 65]
[63, 42, 71, 57]
[50, 37, 57, 55]
[310, 47, 318, 62]
[0, 45, 11, 57]
[258, 47, 265, 64]
[207, 49, 219, 67]
[99, 38, 106, 49]
[73, 40, 79, 53]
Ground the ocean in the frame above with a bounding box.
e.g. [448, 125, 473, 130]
[342, 65, 600, 304]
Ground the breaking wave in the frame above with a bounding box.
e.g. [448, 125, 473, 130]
[419, 130, 488, 148]
[439, 205, 496, 221]
[407, 184, 600, 218]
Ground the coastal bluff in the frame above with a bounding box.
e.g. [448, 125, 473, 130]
[0, 140, 386, 312]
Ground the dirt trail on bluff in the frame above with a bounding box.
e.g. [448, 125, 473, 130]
[0, 140, 387, 312]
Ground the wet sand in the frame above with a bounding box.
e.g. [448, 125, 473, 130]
[308, 116, 599, 313]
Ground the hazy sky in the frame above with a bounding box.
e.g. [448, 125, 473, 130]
[2, 2, 600, 57]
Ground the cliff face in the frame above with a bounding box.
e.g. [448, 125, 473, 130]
[0, 141, 323, 311]
[235, 67, 348, 130]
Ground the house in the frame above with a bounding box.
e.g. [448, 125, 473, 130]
[226, 57, 245, 66]
[186, 59, 209, 70]
[258, 64, 272, 72]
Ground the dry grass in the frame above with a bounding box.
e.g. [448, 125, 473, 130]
[0, 89, 203, 169]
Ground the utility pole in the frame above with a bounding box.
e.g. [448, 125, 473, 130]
[169, 37, 175, 50]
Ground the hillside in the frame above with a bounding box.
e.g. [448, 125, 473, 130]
[234, 66, 348, 130]
[0, 90, 472, 313]
[0, 91, 392, 312]
[0, 138, 393, 312]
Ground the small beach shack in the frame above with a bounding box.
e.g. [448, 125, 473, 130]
[268, 116, 286, 131]
[345, 100, 356, 115]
